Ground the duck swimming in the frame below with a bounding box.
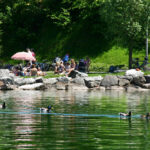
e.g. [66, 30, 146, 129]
[119, 111, 131, 117]
[141, 112, 150, 119]
[40, 105, 52, 113]
[1, 102, 6, 109]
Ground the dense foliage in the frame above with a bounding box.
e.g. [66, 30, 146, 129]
[0, 0, 150, 66]
[102, 0, 150, 68]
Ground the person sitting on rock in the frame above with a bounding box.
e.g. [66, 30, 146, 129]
[30, 64, 37, 76]
[63, 54, 69, 64]
[54, 62, 60, 74]
[54, 61, 65, 74]
[64, 62, 70, 76]
[58, 61, 65, 74]
[23, 62, 31, 76]
[12, 65, 24, 76]
[66, 59, 76, 76]
[37, 66, 46, 76]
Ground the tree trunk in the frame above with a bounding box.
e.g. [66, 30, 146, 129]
[129, 45, 132, 69]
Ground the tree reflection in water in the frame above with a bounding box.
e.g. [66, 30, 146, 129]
[0, 89, 150, 149]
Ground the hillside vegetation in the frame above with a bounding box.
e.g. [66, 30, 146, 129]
[0, 0, 149, 69]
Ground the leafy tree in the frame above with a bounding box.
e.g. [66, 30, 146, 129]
[0, 0, 46, 58]
[0, 0, 149, 63]
[0, 13, 3, 56]
[0, 4, 12, 57]
[51, 8, 71, 27]
[102, 0, 150, 68]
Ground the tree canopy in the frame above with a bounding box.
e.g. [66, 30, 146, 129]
[102, 0, 150, 68]
[0, 0, 149, 67]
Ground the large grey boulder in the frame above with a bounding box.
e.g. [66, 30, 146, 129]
[144, 75, 150, 83]
[14, 78, 25, 85]
[0, 69, 15, 79]
[71, 77, 85, 86]
[35, 77, 43, 83]
[43, 78, 57, 85]
[14, 78, 36, 86]
[57, 77, 71, 83]
[24, 78, 36, 84]
[85, 81, 99, 88]
[84, 76, 103, 88]
[84, 76, 103, 82]
[118, 75, 133, 81]
[0, 84, 16, 90]
[131, 76, 146, 86]
[100, 75, 118, 87]
[8, 73, 16, 79]
[0, 77, 16, 90]
[118, 78, 130, 86]
[43, 78, 58, 89]
[0, 77, 14, 85]
[125, 69, 144, 77]
[19, 83, 46, 90]
[68, 70, 88, 78]
[0, 69, 10, 77]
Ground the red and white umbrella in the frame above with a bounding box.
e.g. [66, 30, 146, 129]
[11, 52, 36, 61]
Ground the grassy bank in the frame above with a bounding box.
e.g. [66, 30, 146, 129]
[89, 46, 146, 72]
[43, 70, 150, 79]
[43, 71, 125, 78]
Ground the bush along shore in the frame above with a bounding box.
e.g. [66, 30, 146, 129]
[1, 69, 150, 91]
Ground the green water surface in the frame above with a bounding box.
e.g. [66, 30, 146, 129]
[0, 89, 150, 150]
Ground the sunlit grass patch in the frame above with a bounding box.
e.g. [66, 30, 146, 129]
[44, 71, 64, 78]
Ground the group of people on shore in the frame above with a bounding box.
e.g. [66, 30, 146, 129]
[12, 62, 46, 77]
[54, 58, 76, 76]
[11, 50, 90, 77]
[11, 48, 46, 77]
[54, 54, 90, 76]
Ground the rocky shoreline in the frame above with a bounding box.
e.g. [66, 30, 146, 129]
[0, 69, 150, 91]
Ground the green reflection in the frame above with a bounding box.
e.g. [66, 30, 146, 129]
[0, 90, 150, 149]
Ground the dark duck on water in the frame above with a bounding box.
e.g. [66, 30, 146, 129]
[119, 111, 131, 117]
[40, 105, 52, 113]
[1, 102, 6, 109]
[141, 112, 150, 119]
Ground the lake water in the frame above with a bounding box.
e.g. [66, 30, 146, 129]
[0, 89, 150, 149]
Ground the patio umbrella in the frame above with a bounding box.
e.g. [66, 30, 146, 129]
[11, 52, 36, 61]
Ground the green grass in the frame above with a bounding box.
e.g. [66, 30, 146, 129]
[88, 72, 125, 77]
[144, 71, 150, 75]
[44, 71, 64, 78]
[21, 71, 63, 78]
[89, 46, 146, 72]
[44, 71, 126, 78]
[22, 69, 150, 79]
